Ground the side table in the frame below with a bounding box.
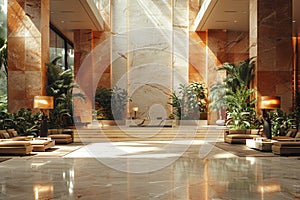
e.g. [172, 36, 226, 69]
[246, 138, 277, 152]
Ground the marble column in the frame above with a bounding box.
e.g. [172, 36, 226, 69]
[205, 30, 249, 124]
[7, 0, 49, 112]
[250, 0, 293, 113]
[73, 29, 93, 122]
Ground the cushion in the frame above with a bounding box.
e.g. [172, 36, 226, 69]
[295, 131, 300, 138]
[0, 131, 10, 139]
[0, 130, 7, 139]
[0, 141, 31, 147]
[6, 129, 19, 138]
[250, 129, 259, 135]
[286, 129, 297, 137]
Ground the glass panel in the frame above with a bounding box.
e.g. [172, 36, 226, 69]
[0, 0, 7, 112]
[50, 27, 73, 71]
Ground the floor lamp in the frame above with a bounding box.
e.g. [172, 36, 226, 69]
[260, 96, 281, 139]
[34, 96, 54, 137]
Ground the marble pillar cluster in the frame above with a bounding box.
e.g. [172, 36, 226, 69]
[250, 0, 293, 113]
[7, 0, 49, 112]
[110, 0, 191, 120]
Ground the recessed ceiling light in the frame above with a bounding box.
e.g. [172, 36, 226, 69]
[61, 20, 65, 23]
[292, 20, 296, 23]
[234, 20, 238, 23]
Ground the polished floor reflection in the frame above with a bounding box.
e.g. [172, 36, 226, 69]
[0, 141, 300, 199]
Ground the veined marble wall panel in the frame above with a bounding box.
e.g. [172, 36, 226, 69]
[7, 0, 49, 112]
[128, 64, 172, 119]
[250, 0, 293, 112]
[173, 0, 189, 90]
[99, 0, 110, 29]
[226, 31, 249, 63]
[127, 0, 173, 118]
[111, 0, 127, 89]
[189, 32, 206, 83]
[128, 0, 172, 29]
[206, 30, 227, 87]
[189, 0, 200, 25]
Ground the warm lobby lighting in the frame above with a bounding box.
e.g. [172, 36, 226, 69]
[132, 106, 138, 119]
[132, 106, 139, 112]
[260, 96, 280, 110]
[260, 96, 280, 139]
[34, 96, 54, 137]
[34, 96, 54, 110]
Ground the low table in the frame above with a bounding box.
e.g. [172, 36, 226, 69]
[30, 138, 55, 152]
[246, 138, 277, 152]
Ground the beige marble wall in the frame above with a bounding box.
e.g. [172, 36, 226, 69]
[127, 0, 173, 119]
[200, 30, 249, 124]
[250, 0, 293, 113]
[73, 29, 93, 122]
[7, 0, 49, 112]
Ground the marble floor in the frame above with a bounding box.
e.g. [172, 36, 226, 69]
[0, 140, 300, 200]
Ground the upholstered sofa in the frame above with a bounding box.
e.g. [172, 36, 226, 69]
[48, 129, 73, 144]
[0, 129, 55, 153]
[272, 129, 300, 141]
[224, 129, 262, 144]
[0, 140, 33, 155]
[272, 141, 300, 155]
[271, 129, 300, 155]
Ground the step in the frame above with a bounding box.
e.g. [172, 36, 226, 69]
[72, 126, 226, 143]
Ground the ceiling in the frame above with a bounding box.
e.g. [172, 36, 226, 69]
[193, 0, 300, 36]
[50, 0, 104, 35]
[50, 0, 300, 37]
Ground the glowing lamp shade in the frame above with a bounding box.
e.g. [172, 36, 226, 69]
[260, 96, 280, 110]
[132, 107, 139, 112]
[34, 96, 54, 109]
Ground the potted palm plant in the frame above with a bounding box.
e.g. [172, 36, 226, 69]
[210, 57, 258, 131]
[168, 82, 208, 125]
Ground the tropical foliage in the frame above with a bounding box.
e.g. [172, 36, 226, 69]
[95, 86, 131, 120]
[210, 57, 259, 129]
[269, 109, 297, 136]
[46, 57, 84, 128]
[0, 37, 7, 112]
[0, 108, 41, 136]
[168, 82, 207, 120]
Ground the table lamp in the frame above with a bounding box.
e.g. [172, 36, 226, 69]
[132, 106, 138, 119]
[260, 96, 280, 139]
[34, 96, 54, 137]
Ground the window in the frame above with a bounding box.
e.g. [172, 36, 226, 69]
[0, 0, 7, 112]
[50, 24, 74, 71]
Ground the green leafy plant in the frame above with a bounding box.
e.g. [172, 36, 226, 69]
[95, 86, 131, 120]
[208, 82, 227, 120]
[0, 108, 40, 136]
[168, 82, 207, 120]
[46, 57, 84, 128]
[0, 37, 7, 78]
[226, 87, 257, 129]
[269, 109, 296, 136]
[212, 57, 259, 129]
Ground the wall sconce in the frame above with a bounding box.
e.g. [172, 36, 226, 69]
[260, 96, 281, 139]
[34, 96, 54, 137]
[132, 106, 138, 119]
